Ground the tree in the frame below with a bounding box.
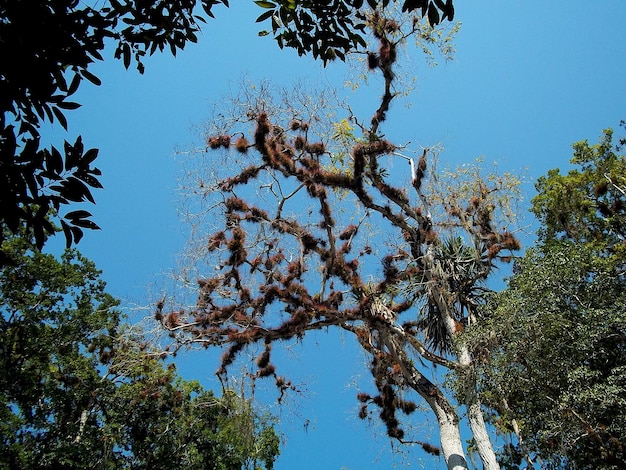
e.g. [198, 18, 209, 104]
[0, 233, 280, 469]
[158, 9, 520, 470]
[0, 0, 455, 253]
[464, 125, 626, 469]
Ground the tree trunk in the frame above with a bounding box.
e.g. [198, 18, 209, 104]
[465, 379, 500, 470]
[458, 343, 501, 470]
[424, 249, 501, 470]
[387, 337, 469, 470]
[432, 400, 470, 470]
[413, 372, 469, 470]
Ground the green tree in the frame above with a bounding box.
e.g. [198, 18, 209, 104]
[0, 233, 280, 469]
[0, 0, 455, 252]
[464, 125, 626, 469]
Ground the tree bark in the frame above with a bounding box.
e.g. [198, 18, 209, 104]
[432, 401, 469, 469]
[424, 248, 501, 470]
[453, 340, 500, 470]
[464, 377, 500, 470]
[412, 371, 469, 470]
[386, 336, 469, 470]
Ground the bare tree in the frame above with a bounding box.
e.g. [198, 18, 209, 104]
[159, 9, 521, 470]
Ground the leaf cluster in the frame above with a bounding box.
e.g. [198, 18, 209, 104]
[0, 0, 456, 253]
[0, 0, 209, 251]
[533, 124, 626, 248]
[0, 235, 280, 469]
[255, 0, 454, 63]
[464, 125, 626, 469]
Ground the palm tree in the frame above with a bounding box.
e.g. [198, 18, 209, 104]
[401, 235, 491, 355]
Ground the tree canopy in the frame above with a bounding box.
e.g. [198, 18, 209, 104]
[158, 10, 518, 470]
[0, 0, 455, 252]
[464, 125, 626, 469]
[0, 233, 280, 469]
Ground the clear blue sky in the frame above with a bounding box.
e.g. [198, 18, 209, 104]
[45, 1, 626, 468]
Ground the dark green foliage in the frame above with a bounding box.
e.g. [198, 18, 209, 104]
[465, 125, 626, 469]
[255, 0, 453, 62]
[0, 0, 455, 252]
[0, 235, 280, 469]
[533, 124, 626, 247]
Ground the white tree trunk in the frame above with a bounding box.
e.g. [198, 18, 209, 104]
[457, 345, 501, 470]
[430, 397, 470, 470]
[424, 249, 500, 470]
[414, 376, 469, 470]
[465, 381, 500, 470]
[387, 338, 469, 470]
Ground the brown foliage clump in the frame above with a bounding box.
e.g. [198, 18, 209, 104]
[164, 10, 520, 461]
[234, 136, 249, 153]
[207, 134, 231, 149]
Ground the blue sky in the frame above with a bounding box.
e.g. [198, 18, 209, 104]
[44, 1, 626, 468]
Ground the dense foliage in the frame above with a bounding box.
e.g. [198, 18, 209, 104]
[255, 0, 454, 61]
[465, 125, 626, 469]
[0, 234, 279, 469]
[0, 0, 455, 252]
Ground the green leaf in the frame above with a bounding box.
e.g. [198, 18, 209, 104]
[76, 172, 103, 189]
[64, 137, 84, 171]
[444, 0, 455, 20]
[123, 44, 131, 68]
[427, 3, 440, 25]
[60, 177, 95, 203]
[81, 148, 99, 166]
[45, 146, 64, 176]
[81, 69, 102, 86]
[256, 9, 274, 23]
[70, 225, 84, 244]
[254, 1, 276, 8]
[67, 73, 81, 96]
[65, 210, 93, 220]
[434, 0, 447, 11]
[70, 218, 101, 230]
[401, 0, 418, 12]
[61, 220, 73, 248]
[56, 101, 81, 110]
[52, 107, 68, 131]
